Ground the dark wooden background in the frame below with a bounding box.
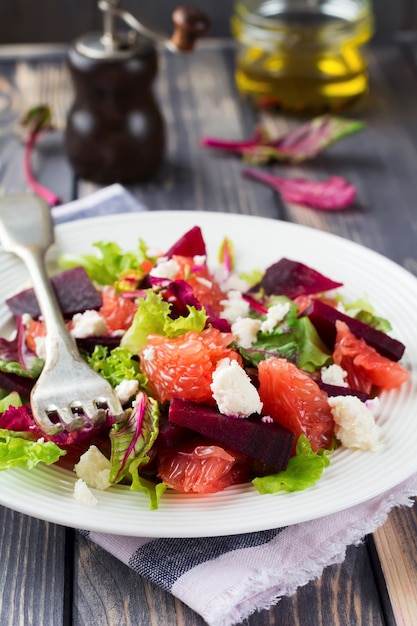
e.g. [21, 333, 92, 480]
[0, 0, 409, 46]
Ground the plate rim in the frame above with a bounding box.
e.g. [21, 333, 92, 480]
[0, 210, 416, 537]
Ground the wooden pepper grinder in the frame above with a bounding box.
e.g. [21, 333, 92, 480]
[65, 1, 210, 185]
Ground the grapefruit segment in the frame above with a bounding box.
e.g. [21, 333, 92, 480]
[333, 321, 410, 392]
[258, 357, 334, 452]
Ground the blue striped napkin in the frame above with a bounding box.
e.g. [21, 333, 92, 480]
[52, 185, 417, 626]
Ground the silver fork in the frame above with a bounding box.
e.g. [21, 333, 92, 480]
[0, 193, 123, 435]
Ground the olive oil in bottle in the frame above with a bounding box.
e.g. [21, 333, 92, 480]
[231, 0, 374, 111]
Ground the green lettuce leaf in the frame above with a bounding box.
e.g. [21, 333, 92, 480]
[121, 291, 171, 354]
[0, 356, 43, 379]
[239, 268, 263, 287]
[59, 238, 156, 286]
[292, 316, 332, 372]
[239, 297, 330, 372]
[252, 435, 330, 494]
[0, 428, 66, 471]
[129, 471, 168, 510]
[336, 295, 392, 333]
[164, 306, 207, 338]
[87, 345, 148, 389]
[0, 391, 22, 412]
[109, 391, 159, 484]
[121, 290, 207, 354]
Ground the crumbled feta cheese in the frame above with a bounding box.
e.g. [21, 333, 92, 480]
[146, 248, 162, 259]
[196, 276, 212, 289]
[21, 313, 32, 327]
[261, 415, 274, 424]
[220, 290, 250, 324]
[365, 397, 380, 415]
[219, 273, 250, 293]
[260, 302, 291, 333]
[73, 479, 98, 507]
[70, 310, 106, 339]
[328, 395, 383, 452]
[149, 258, 180, 280]
[231, 317, 262, 349]
[115, 379, 139, 404]
[321, 364, 348, 388]
[34, 335, 46, 360]
[193, 255, 206, 266]
[210, 358, 263, 418]
[74, 445, 112, 490]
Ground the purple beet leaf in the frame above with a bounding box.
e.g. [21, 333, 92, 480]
[243, 168, 356, 211]
[109, 391, 159, 484]
[201, 115, 365, 165]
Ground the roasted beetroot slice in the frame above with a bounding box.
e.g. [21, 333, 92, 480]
[307, 299, 405, 361]
[157, 412, 194, 449]
[169, 398, 295, 470]
[250, 258, 343, 298]
[6, 266, 102, 319]
[317, 381, 369, 402]
[164, 226, 206, 258]
[76, 336, 121, 353]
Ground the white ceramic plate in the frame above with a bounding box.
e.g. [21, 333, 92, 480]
[0, 211, 416, 537]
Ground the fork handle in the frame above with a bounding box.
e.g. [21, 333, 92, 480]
[0, 194, 82, 366]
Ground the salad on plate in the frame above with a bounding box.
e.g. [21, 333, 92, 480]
[0, 224, 410, 509]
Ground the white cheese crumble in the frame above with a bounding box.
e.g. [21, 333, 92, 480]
[149, 258, 180, 280]
[74, 445, 112, 490]
[231, 317, 262, 349]
[70, 310, 107, 339]
[115, 379, 139, 404]
[210, 358, 263, 418]
[220, 290, 250, 324]
[260, 302, 291, 334]
[73, 479, 98, 507]
[196, 276, 212, 289]
[321, 364, 349, 388]
[328, 395, 383, 452]
[219, 273, 251, 293]
[34, 335, 47, 360]
[193, 255, 206, 266]
[21, 313, 32, 327]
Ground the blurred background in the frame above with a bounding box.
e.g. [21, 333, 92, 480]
[0, 0, 409, 46]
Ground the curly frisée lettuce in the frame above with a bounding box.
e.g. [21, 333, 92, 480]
[87, 345, 147, 389]
[252, 436, 330, 494]
[59, 239, 156, 286]
[121, 290, 207, 354]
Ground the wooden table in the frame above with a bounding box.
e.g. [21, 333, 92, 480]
[0, 39, 416, 626]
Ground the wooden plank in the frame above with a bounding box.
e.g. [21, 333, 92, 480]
[373, 501, 417, 626]
[0, 55, 74, 203]
[2, 41, 417, 626]
[0, 507, 66, 625]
